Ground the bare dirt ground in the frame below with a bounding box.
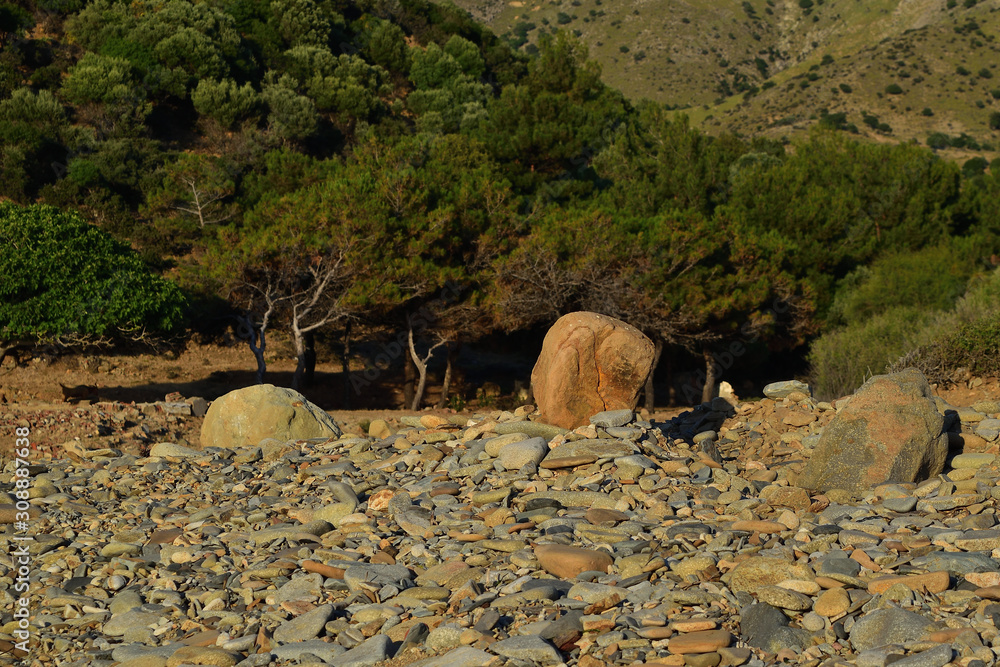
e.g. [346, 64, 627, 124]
[1, 340, 996, 461]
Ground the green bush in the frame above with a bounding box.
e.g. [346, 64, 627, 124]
[885, 83, 903, 94]
[0, 202, 187, 347]
[191, 78, 260, 128]
[888, 269, 1000, 382]
[828, 243, 977, 327]
[809, 306, 938, 399]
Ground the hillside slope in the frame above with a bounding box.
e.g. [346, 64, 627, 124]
[447, 0, 1000, 153]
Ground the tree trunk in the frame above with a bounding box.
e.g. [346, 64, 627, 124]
[341, 322, 352, 409]
[403, 343, 416, 409]
[701, 344, 717, 404]
[665, 349, 676, 406]
[644, 338, 664, 412]
[436, 343, 456, 409]
[236, 315, 267, 385]
[408, 327, 428, 411]
[291, 323, 306, 391]
[303, 332, 316, 387]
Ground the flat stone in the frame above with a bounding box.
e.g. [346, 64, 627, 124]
[406, 646, 496, 667]
[567, 581, 628, 606]
[491, 635, 563, 664]
[272, 640, 346, 663]
[150, 442, 203, 458]
[484, 433, 530, 458]
[103, 609, 163, 637]
[882, 496, 918, 513]
[884, 643, 952, 667]
[495, 421, 567, 440]
[540, 455, 597, 469]
[590, 409, 634, 428]
[544, 438, 637, 461]
[328, 634, 392, 667]
[344, 564, 413, 592]
[273, 604, 333, 643]
[499, 436, 548, 470]
[754, 585, 812, 611]
[730, 520, 786, 534]
[165, 647, 238, 667]
[667, 629, 732, 654]
[909, 551, 998, 575]
[867, 571, 950, 595]
[951, 453, 996, 469]
[585, 508, 629, 525]
[849, 608, 937, 652]
[725, 557, 814, 594]
[535, 544, 613, 579]
[954, 530, 1000, 551]
[763, 380, 811, 399]
[521, 491, 620, 509]
[975, 419, 1000, 441]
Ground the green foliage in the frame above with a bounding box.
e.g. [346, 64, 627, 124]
[887, 269, 1000, 382]
[885, 83, 903, 94]
[0, 4, 33, 40]
[809, 306, 937, 399]
[359, 18, 409, 73]
[963, 157, 988, 178]
[191, 78, 261, 128]
[62, 53, 145, 105]
[989, 111, 1000, 131]
[818, 111, 851, 131]
[268, 0, 342, 48]
[0, 202, 186, 344]
[262, 74, 318, 139]
[828, 242, 977, 326]
[67, 0, 242, 97]
[284, 47, 391, 117]
[721, 131, 961, 314]
[0, 89, 68, 199]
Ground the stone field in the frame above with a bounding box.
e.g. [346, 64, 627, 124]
[7, 374, 1000, 667]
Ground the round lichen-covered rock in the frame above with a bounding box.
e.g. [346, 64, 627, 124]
[531, 311, 654, 430]
[200, 384, 341, 449]
[796, 368, 947, 496]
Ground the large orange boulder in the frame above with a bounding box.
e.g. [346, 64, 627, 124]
[531, 312, 654, 429]
[796, 368, 948, 496]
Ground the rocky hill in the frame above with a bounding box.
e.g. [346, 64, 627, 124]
[446, 0, 1000, 155]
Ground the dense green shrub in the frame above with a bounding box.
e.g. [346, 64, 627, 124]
[891, 271, 1000, 382]
[0, 202, 186, 348]
[827, 243, 977, 327]
[809, 306, 938, 399]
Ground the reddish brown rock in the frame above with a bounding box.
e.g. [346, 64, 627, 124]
[531, 312, 654, 429]
[730, 520, 786, 534]
[666, 629, 732, 654]
[534, 544, 614, 579]
[796, 369, 948, 495]
[867, 570, 950, 595]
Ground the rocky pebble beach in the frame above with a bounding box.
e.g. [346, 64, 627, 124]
[8, 379, 1000, 667]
